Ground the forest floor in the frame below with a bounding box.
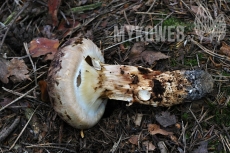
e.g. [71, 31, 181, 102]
[0, 0, 230, 153]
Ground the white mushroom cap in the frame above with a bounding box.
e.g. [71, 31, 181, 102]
[47, 38, 107, 129]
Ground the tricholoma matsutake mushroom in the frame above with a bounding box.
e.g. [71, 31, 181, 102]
[47, 37, 214, 129]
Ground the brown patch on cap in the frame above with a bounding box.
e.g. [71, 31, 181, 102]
[74, 37, 83, 45]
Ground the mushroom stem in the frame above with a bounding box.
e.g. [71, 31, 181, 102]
[81, 57, 213, 107]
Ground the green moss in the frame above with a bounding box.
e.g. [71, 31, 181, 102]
[222, 71, 230, 77]
[170, 59, 178, 67]
[184, 53, 204, 66]
[162, 17, 194, 31]
[123, 41, 131, 48]
[184, 58, 198, 66]
[182, 112, 189, 120]
[210, 106, 230, 127]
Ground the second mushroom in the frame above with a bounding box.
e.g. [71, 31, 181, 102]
[47, 37, 214, 129]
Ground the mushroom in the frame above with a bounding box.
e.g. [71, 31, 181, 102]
[47, 37, 214, 129]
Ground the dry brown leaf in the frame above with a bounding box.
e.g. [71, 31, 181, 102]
[128, 135, 138, 145]
[192, 141, 208, 153]
[28, 38, 59, 61]
[169, 134, 179, 145]
[145, 0, 156, 6]
[130, 42, 145, 56]
[57, 18, 81, 38]
[190, 5, 198, 14]
[133, 113, 143, 126]
[38, 80, 49, 102]
[155, 111, 177, 127]
[148, 124, 179, 145]
[129, 42, 146, 64]
[147, 124, 173, 136]
[119, 44, 126, 52]
[48, 0, 61, 27]
[0, 58, 9, 83]
[220, 42, 230, 57]
[8, 58, 30, 83]
[141, 51, 169, 65]
[0, 58, 29, 83]
[142, 141, 156, 151]
[129, 42, 169, 65]
[132, 3, 143, 11]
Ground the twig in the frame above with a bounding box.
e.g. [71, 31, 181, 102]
[220, 134, 227, 152]
[158, 141, 168, 153]
[65, 2, 102, 14]
[135, 12, 167, 15]
[189, 107, 203, 135]
[60, 10, 69, 25]
[9, 106, 39, 150]
[140, 0, 156, 25]
[191, 39, 230, 62]
[123, 10, 130, 25]
[23, 42, 37, 86]
[103, 35, 143, 51]
[16, 71, 46, 92]
[110, 134, 122, 153]
[0, 116, 20, 142]
[0, 85, 38, 112]
[196, 54, 200, 67]
[2, 87, 36, 99]
[181, 121, 187, 152]
[25, 144, 76, 153]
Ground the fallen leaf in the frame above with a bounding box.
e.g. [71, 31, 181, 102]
[57, 18, 81, 38]
[119, 44, 126, 52]
[38, 80, 49, 102]
[220, 42, 230, 57]
[48, 0, 61, 27]
[129, 42, 169, 65]
[155, 111, 177, 127]
[142, 141, 156, 151]
[169, 134, 179, 145]
[100, 20, 108, 28]
[190, 5, 198, 13]
[140, 51, 169, 65]
[148, 124, 179, 145]
[28, 38, 59, 61]
[8, 58, 30, 83]
[132, 113, 143, 126]
[145, 0, 156, 6]
[129, 42, 145, 64]
[0, 58, 30, 83]
[0, 58, 9, 83]
[147, 124, 173, 136]
[192, 141, 208, 153]
[132, 4, 143, 11]
[85, 29, 94, 40]
[129, 135, 138, 145]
